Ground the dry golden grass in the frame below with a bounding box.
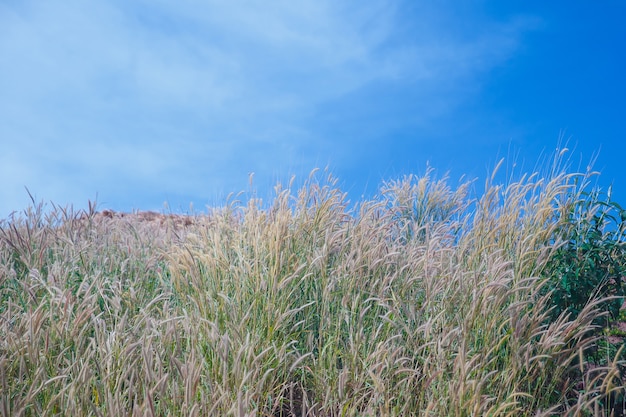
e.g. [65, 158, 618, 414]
[1, 158, 624, 416]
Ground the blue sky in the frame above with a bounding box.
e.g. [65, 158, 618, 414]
[1, 1, 624, 218]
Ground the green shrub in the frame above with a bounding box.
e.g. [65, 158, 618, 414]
[542, 185, 626, 329]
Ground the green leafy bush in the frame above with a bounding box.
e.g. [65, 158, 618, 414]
[542, 186, 626, 328]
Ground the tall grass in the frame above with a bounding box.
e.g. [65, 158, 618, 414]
[1, 158, 624, 416]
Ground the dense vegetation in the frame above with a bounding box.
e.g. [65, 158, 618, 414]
[1, 155, 625, 416]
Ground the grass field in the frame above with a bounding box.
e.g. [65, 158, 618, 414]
[1, 156, 625, 416]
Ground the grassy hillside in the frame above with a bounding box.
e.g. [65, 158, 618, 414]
[1, 158, 625, 416]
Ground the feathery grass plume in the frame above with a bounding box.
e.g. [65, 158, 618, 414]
[1, 152, 624, 416]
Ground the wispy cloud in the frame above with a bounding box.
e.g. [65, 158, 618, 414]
[0, 0, 538, 216]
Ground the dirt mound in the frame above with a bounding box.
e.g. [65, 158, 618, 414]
[92, 209, 196, 227]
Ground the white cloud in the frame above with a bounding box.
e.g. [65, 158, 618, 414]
[0, 0, 538, 217]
